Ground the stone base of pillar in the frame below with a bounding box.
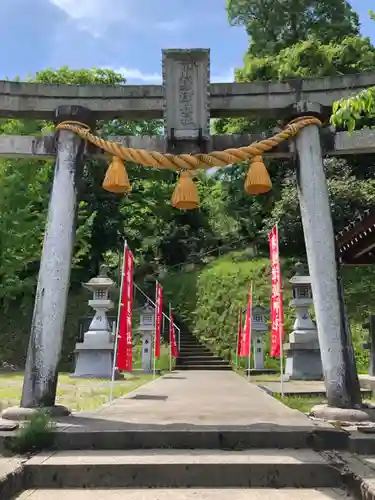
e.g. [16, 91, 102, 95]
[244, 368, 278, 376]
[2, 404, 70, 421]
[311, 403, 375, 422]
[284, 342, 323, 380]
[73, 342, 116, 379]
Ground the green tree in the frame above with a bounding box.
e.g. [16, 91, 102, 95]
[330, 12, 375, 131]
[213, 34, 375, 253]
[0, 67, 240, 306]
[227, 0, 359, 56]
[262, 159, 375, 255]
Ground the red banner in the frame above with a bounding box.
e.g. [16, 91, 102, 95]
[169, 311, 179, 358]
[239, 284, 252, 357]
[154, 282, 163, 358]
[269, 225, 284, 357]
[117, 245, 134, 371]
[236, 306, 243, 356]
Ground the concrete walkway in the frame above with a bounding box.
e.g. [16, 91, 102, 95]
[16, 488, 351, 499]
[59, 370, 314, 428]
[259, 379, 371, 397]
[49, 370, 346, 451]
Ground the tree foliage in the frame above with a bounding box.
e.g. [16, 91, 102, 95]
[213, 33, 375, 250]
[2, 1, 375, 369]
[226, 0, 359, 56]
[0, 67, 242, 308]
[330, 12, 375, 130]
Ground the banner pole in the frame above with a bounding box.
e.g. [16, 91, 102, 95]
[177, 326, 181, 351]
[110, 240, 127, 403]
[248, 282, 253, 381]
[235, 306, 240, 370]
[169, 303, 172, 372]
[153, 281, 158, 380]
[276, 223, 284, 398]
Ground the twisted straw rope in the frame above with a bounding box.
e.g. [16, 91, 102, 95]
[55, 116, 322, 171]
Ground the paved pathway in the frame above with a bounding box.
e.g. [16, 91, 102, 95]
[17, 488, 351, 499]
[259, 379, 371, 397]
[56, 370, 325, 431]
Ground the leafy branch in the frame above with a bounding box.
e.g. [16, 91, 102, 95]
[330, 10, 375, 131]
[330, 86, 375, 131]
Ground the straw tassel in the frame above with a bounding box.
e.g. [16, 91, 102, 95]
[244, 155, 272, 195]
[102, 156, 131, 194]
[171, 170, 200, 210]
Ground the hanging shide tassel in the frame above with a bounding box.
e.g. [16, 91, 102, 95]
[171, 170, 200, 210]
[102, 156, 131, 194]
[244, 155, 272, 195]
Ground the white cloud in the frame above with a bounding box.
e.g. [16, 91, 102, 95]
[48, 0, 138, 36]
[117, 67, 162, 83]
[48, 0, 186, 35]
[49, 0, 101, 19]
[115, 67, 235, 84]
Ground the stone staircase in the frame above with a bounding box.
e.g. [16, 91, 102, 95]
[176, 332, 232, 371]
[1, 371, 366, 499]
[7, 449, 356, 499]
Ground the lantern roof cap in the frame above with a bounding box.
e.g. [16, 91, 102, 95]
[242, 302, 268, 315]
[83, 265, 115, 291]
[141, 301, 155, 312]
[289, 262, 311, 285]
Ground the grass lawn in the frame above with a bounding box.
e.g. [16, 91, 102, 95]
[246, 373, 327, 414]
[252, 375, 374, 414]
[0, 345, 172, 412]
[0, 372, 154, 412]
[275, 394, 326, 413]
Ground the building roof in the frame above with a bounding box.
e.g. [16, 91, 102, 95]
[336, 209, 375, 265]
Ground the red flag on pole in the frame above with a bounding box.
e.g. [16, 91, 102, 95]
[116, 245, 134, 371]
[169, 311, 179, 358]
[236, 306, 243, 356]
[239, 285, 252, 357]
[269, 225, 284, 357]
[154, 282, 163, 358]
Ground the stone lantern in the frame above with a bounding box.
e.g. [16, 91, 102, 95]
[137, 302, 155, 373]
[252, 304, 268, 371]
[284, 262, 323, 380]
[73, 265, 116, 378]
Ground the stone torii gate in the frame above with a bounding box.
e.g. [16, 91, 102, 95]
[2, 49, 375, 417]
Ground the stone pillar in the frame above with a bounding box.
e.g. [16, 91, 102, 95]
[362, 315, 375, 377]
[369, 315, 375, 377]
[19, 106, 91, 410]
[293, 102, 361, 408]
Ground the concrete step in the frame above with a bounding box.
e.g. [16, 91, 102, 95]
[178, 364, 232, 370]
[180, 342, 204, 349]
[23, 450, 343, 489]
[177, 356, 224, 362]
[15, 488, 353, 499]
[178, 353, 215, 358]
[348, 432, 375, 455]
[179, 341, 202, 345]
[177, 360, 231, 366]
[50, 426, 348, 451]
[179, 346, 204, 350]
[179, 349, 213, 355]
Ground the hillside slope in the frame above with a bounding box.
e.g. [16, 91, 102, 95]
[0, 250, 374, 373]
[163, 250, 375, 373]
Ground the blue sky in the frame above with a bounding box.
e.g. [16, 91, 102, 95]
[0, 0, 373, 83]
